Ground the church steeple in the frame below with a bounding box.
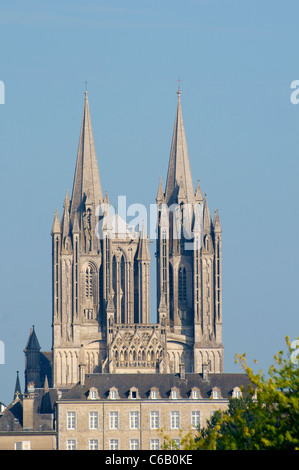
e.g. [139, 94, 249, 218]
[164, 90, 195, 205]
[70, 91, 103, 224]
[13, 371, 22, 401]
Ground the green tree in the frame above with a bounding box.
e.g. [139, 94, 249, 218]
[161, 336, 299, 450]
[196, 336, 299, 450]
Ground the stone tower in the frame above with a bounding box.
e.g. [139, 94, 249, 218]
[51, 92, 153, 388]
[156, 90, 223, 373]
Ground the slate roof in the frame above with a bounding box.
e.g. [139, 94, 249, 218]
[59, 372, 253, 401]
[0, 388, 58, 433]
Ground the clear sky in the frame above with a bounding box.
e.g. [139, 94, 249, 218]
[0, 0, 299, 406]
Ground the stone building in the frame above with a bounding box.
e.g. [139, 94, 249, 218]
[50, 89, 223, 389]
[0, 88, 252, 450]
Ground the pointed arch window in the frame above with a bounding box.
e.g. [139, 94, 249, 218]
[120, 256, 125, 323]
[162, 230, 167, 294]
[112, 256, 117, 295]
[85, 265, 93, 299]
[178, 267, 187, 303]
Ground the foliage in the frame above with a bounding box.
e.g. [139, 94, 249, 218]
[162, 336, 299, 450]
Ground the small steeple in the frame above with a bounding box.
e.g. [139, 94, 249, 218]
[70, 91, 103, 224]
[213, 208, 222, 234]
[195, 179, 203, 203]
[103, 190, 110, 205]
[203, 194, 212, 233]
[137, 221, 151, 261]
[51, 209, 61, 235]
[165, 90, 195, 205]
[24, 325, 41, 352]
[156, 177, 164, 204]
[43, 375, 49, 393]
[61, 190, 71, 239]
[13, 371, 22, 401]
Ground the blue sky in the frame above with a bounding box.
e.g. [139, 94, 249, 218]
[0, 0, 299, 405]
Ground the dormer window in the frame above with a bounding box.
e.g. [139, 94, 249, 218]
[88, 387, 99, 400]
[232, 387, 242, 399]
[129, 387, 140, 400]
[109, 388, 119, 400]
[150, 388, 159, 399]
[211, 387, 221, 399]
[190, 388, 200, 400]
[170, 387, 180, 399]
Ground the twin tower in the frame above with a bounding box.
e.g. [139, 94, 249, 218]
[51, 90, 223, 388]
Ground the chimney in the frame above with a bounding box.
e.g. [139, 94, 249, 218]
[23, 382, 35, 429]
[79, 363, 86, 385]
[179, 363, 185, 380]
[202, 363, 209, 381]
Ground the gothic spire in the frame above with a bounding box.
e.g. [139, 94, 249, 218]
[13, 371, 22, 401]
[203, 194, 212, 233]
[213, 208, 222, 234]
[164, 91, 195, 205]
[137, 221, 151, 261]
[61, 190, 70, 239]
[51, 209, 61, 235]
[70, 91, 103, 224]
[156, 177, 165, 204]
[24, 325, 41, 352]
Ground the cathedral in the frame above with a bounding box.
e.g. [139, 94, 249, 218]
[0, 88, 255, 451]
[46, 88, 224, 389]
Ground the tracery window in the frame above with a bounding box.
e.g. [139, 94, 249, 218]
[85, 265, 93, 298]
[178, 267, 187, 303]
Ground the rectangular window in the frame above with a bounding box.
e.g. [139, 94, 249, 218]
[109, 439, 119, 450]
[110, 390, 117, 399]
[67, 411, 76, 430]
[89, 439, 98, 450]
[89, 411, 98, 429]
[192, 390, 199, 399]
[172, 390, 178, 399]
[150, 411, 159, 429]
[66, 439, 76, 450]
[191, 411, 201, 428]
[109, 411, 119, 429]
[90, 390, 97, 400]
[150, 439, 159, 450]
[151, 390, 158, 399]
[170, 411, 180, 429]
[130, 411, 139, 429]
[130, 439, 139, 450]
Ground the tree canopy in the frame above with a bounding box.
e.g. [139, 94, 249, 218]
[163, 336, 299, 450]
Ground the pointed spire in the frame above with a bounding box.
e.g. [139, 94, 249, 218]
[203, 194, 212, 233]
[137, 221, 151, 261]
[13, 371, 22, 401]
[195, 179, 203, 203]
[156, 177, 164, 204]
[43, 375, 49, 393]
[213, 208, 222, 234]
[165, 91, 195, 205]
[70, 91, 103, 224]
[61, 190, 71, 239]
[103, 190, 110, 205]
[24, 326, 41, 352]
[51, 209, 61, 235]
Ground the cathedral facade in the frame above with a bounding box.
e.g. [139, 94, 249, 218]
[50, 89, 223, 389]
